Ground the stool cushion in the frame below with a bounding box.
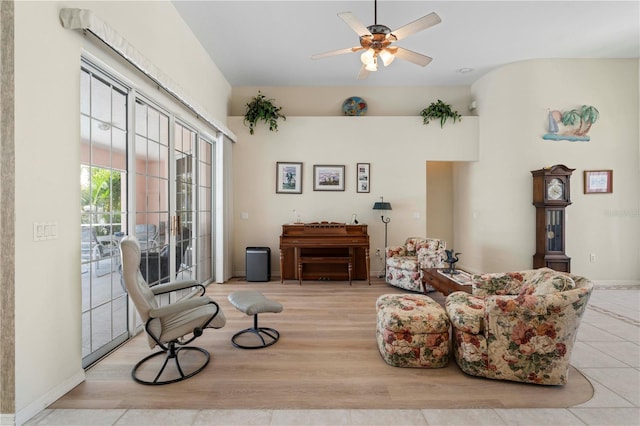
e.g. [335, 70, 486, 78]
[376, 294, 449, 333]
[228, 291, 283, 316]
[376, 293, 450, 368]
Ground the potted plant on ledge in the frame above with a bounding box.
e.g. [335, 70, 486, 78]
[420, 99, 462, 128]
[243, 91, 286, 135]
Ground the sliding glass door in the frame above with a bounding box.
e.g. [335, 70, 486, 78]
[174, 122, 215, 284]
[197, 137, 215, 283]
[80, 59, 218, 367]
[134, 99, 171, 288]
[80, 64, 129, 367]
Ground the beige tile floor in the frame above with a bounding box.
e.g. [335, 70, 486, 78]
[25, 287, 640, 426]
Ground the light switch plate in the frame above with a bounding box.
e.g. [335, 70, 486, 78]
[34, 221, 58, 241]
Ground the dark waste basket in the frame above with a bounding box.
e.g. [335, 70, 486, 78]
[246, 247, 271, 282]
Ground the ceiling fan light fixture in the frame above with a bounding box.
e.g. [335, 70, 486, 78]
[360, 48, 375, 65]
[379, 49, 395, 66]
[311, 1, 441, 79]
[365, 57, 378, 72]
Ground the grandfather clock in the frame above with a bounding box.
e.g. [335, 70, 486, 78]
[531, 164, 575, 272]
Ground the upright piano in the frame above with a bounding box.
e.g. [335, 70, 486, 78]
[280, 222, 370, 284]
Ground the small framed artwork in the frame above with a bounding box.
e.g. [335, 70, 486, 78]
[276, 162, 303, 194]
[313, 165, 345, 191]
[584, 170, 613, 194]
[356, 163, 370, 193]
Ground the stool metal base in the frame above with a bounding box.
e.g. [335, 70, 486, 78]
[231, 314, 280, 349]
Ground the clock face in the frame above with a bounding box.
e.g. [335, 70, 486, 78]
[547, 178, 564, 200]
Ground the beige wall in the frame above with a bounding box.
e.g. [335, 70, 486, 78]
[457, 59, 639, 281]
[229, 59, 639, 283]
[228, 115, 478, 277]
[13, 1, 230, 422]
[230, 86, 472, 117]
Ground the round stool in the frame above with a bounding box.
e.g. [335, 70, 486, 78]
[228, 291, 283, 349]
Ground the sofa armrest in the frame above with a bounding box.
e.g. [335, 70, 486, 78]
[484, 286, 592, 318]
[471, 272, 528, 297]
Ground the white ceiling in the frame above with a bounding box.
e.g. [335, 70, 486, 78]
[172, 0, 640, 87]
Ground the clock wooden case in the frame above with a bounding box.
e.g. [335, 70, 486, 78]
[531, 164, 575, 272]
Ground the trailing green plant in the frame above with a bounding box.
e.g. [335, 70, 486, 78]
[420, 99, 462, 128]
[243, 91, 286, 135]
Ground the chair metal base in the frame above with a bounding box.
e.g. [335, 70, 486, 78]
[132, 344, 210, 385]
[231, 325, 280, 349]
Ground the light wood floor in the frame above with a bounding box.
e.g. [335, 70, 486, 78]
[53, 278, 593, 410]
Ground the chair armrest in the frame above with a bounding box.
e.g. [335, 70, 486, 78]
[150, 280, 204, 296]
[386, 246, 405, 258]
[148, 296, 212, 318]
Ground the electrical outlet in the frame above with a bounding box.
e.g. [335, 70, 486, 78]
[589, 253, 596, 263]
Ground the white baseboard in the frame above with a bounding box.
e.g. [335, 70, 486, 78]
[233, 271, 389, 281]
[15, 370, 85, 426]
[593, 279, 640, 288]
[0, 414, 15, 426]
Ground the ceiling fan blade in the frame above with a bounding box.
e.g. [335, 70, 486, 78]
[311, 47, 363, 60]
[338, 12, 372, 37]
[394, 47, 433, 67]
[391, 12, 441, 41]
[357, 65, 370, 80]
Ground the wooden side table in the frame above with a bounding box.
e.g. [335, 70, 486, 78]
[422, 268, 473, 296]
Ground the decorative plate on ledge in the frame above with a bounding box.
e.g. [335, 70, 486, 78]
[342, 97, 368, 116]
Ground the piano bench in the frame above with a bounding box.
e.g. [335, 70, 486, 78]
[297, 256, 352, 285]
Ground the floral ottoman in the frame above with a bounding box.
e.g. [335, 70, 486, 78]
[376, 293, 450, 368]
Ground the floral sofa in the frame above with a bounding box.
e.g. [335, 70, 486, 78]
[445, 268, 593, 385]
[386, 237, 447, 292]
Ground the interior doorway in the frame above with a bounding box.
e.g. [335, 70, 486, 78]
[426, 161, 454, 245]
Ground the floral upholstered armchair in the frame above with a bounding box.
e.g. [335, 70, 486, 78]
[385, 237, 447, 292]
[445, 268, 593, 385]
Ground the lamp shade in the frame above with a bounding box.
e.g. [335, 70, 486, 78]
[379, 49, 395, 67]
[372, 201, 392, 211]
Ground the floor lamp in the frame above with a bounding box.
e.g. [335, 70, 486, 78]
[372, 197, 392, 279]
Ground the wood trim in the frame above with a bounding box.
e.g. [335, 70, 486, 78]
[0, 0, 16, 415]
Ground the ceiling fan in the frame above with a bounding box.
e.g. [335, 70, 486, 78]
[311, 0, 441, 79]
